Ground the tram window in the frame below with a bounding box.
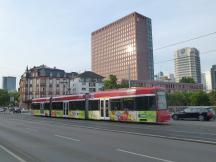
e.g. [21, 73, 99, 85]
[89, 100, 99, 110]
[135, 97, 148, 111]
[110, 99, 122, 111]
[135, 96, 156, 111]
[44, 103, 50, 110]
[69, 101, 73, 110]
[122, 98, 134, 110]
[31, 103, 40, 110]
[148, 96, 156, 109]
[69, 101, 85, 110]
[52, 102, 63, 110]
[105, 100, 109, 108]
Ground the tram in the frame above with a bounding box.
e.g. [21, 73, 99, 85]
[31, 87, 170, 123]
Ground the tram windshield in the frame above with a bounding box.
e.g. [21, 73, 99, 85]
[157, 92, 167, 110]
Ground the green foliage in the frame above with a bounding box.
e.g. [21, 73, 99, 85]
[189, 91, 210, 106]
[0, 89, 9, 106]
[179, 77, 195, 83]
[167, 92, 187, 106]
[167, 91, 211, 106]
[103, 75, 118, 90]
[0, 90, 19, 106]
[103, 75, 130, 90]
[209, 90, 216, 106]
[118, 81, 129, 88]
[8, 91, 19, 104]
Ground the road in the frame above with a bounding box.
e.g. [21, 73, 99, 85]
[0, 113, 215, 162]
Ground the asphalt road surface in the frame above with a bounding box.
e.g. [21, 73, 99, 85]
[0, 113, 215, 162]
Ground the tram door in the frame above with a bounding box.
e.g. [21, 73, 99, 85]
[40, 103, 45, 116]
[63, 101, 69, 118]
[100, 99, 110, 120]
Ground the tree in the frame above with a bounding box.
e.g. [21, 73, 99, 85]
[103, 75, 118, 90]
[8, 91, 19, 105]
[183, 92, 193, 105]
[0, 89, 9, 106]
[118, 81, 129, 88]
[167, 91, 211, 106]
[103, 75, 131, 90]
[209, 90, 216, 106]
[189, 91, 210, 106]
[167, 92, 187, 106]
[179, 77, 195, 83]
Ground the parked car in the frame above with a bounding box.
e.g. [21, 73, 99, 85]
[21, 108, 30, 113]
[9, 107, 15, 112]
[0, 108, 5, 112]
[172, 107, 215, 121]
[13, 107, 21, 113]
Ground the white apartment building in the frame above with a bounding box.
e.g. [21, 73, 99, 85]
[70, 71, 104, 94]
[175, 47, 201, 83]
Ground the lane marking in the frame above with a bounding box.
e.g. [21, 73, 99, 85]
[171, 121, 216, 128]
[43, 119, 216, 136]
[59, 123, 216, 145]
[25, 128, 38, 132]
[117, 148, 175, 162]
[25, 116, 216, 136]
[12, 118, 216, 136]
[0, 145, 27, 162]
[3, 117, 216, 145]
[172, 130, 216, 136]
[25, 121, 216, 145]
[54, 134, 80, 142]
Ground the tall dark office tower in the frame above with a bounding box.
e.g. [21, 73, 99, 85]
[2, 76, 16, 92]
[91, 12, 154, 81]
[211, 64, 216, 89]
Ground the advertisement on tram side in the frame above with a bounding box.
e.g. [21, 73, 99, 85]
[88, 111, 100, 120]
[51, 110, 63, 117]
[68, 111, 85, 119]
[110, 111, 137, 121]
[44, 110, 50, 116]
[32, 110, 40, 116]
[138, 111, 157, 122]
[109, 111, 157, 122]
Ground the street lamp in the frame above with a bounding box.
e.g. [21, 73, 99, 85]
[126, 45, 134, 88]
[128, 64, 131, 88]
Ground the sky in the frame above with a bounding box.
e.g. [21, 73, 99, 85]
[0, 0, 216, 89]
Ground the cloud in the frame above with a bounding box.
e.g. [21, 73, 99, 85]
[0, 0, 216, 86]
